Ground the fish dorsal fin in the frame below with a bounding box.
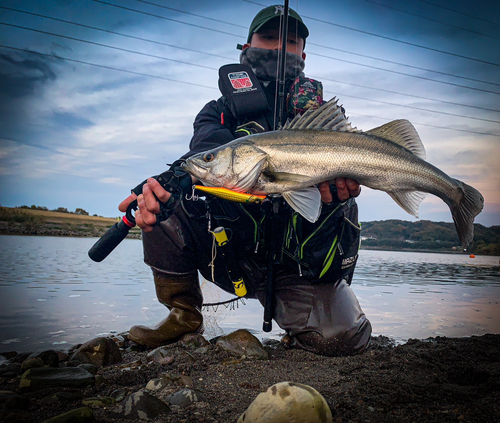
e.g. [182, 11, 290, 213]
[284, 97, 360, 133]
[366, 120, 426, 160]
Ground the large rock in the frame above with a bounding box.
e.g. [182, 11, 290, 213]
[216, 329, 269, 360]
[20, 367, 94, 390]
[21, 350, 60, 372]
[112, 390, 170, 420]
[70, 337, 122, 367]
[0, 391, 30, 409]
[167, 388, 208, 408]
[237, 382, 332, 423]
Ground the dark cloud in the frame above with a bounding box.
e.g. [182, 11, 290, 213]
[0, 51, 58, 98]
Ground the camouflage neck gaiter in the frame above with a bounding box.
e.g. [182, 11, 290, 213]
[239, 47, 305, 82]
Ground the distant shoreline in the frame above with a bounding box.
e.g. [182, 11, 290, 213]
[1, 206, 498, 255]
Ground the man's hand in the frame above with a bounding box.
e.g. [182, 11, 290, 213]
[118, 179, 172, 233]
[318, 178, 361, 203]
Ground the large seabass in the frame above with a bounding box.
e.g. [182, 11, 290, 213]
[182, 98, 484, 249]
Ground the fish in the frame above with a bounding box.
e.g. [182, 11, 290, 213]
[182, 98, 484, 249]
[194, 185, 266, 204]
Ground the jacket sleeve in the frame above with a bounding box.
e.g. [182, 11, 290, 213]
[181, 98, 237, 159]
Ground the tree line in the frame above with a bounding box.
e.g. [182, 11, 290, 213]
[18, 205, 93, 216]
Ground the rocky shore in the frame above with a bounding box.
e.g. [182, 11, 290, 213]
[1, 331, 499, 422]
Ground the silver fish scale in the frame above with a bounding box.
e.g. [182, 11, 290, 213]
[252, 130, 459, 200]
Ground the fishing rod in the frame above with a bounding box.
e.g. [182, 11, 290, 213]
[263, 0, 290, 333]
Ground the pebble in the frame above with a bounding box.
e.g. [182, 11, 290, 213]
[51, 391, 84, 402]
[237, 381, 332, 423]
[146, 373, 193, 391]
[177, 333, 210, 350]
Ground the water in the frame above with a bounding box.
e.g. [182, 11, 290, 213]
[0, 235, 499, 352]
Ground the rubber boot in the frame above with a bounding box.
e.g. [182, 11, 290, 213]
[128, 271, 203, 348]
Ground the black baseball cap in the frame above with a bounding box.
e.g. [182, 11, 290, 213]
[246, 5, 309, 43]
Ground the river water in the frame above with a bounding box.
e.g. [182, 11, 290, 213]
[0, 235, 499, 353]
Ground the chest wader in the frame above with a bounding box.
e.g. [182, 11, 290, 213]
[128, 270, 203, 348]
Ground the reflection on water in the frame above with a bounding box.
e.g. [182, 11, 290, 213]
[0, 236, 499, 352]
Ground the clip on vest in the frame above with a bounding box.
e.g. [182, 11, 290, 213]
[218, 64, 268, 120]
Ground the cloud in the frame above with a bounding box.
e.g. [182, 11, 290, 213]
[0, 51, 58, 98]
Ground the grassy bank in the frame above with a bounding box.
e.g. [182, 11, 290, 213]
[0, 207, 141, 239]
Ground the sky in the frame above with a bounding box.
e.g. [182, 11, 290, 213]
[0, 0, 499, 227]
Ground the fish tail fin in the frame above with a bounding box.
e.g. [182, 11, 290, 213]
[448, 180, 484, 250]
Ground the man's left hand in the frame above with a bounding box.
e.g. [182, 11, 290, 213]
[318, 178, 361, 203]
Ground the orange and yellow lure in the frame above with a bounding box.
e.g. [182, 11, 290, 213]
[194, 185, 266, 204]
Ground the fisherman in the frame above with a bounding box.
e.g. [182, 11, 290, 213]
[119, 5, 372, 356]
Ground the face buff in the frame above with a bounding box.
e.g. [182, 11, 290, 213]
[240, 47, 305, 82]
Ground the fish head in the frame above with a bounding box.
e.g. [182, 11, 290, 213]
[182, 141, 268, 192]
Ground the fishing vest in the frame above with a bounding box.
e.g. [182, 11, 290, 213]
[207, 64, 361, 284]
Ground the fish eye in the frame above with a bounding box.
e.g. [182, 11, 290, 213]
[204, 153, 215, 162]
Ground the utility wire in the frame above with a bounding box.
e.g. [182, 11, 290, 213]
[309, 51, 500, 96]
[413, 0, 500, 27]
[2, 44, 497, 137]
[345, 109, 500, 137]
[0, 6, 235, 62]
[91, 0, 242, 38]
[242, 0, 500, 67]
[3, 9, 499, 119]
[307, 43, 500, 88]
[319, 88, 500, 124]
[0, 44, 218, 91]
[0, 23, 220, 71]
[314, 75, 500, 114]
[4, 5, 497, 90]
[131, 0, 247, 29]
[360, 0, 500, 41]
[4, 20, 498, 123]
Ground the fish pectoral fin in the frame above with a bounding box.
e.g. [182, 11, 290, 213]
[262, 171, 311, 183]
[387, 190, 427, 218]
[282, 187, 322, 223]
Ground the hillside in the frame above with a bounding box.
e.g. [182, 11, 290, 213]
[0, 206, 141, 239]
[1, 207, 498, 255]
[361, 219, 500, 255]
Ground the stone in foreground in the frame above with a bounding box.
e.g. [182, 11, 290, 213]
[237, 381, 332, 423]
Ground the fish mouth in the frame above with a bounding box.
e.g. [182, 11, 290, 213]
[182, 161, 208, 180]
[181, 160, 224, 187]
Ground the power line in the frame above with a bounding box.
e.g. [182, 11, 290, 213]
[131, 0, 247, 29]
[242, 0, 500, 67]
[2, 4, 499, 126]
[5, 19, 499, 123]
[344, 109, 500, 137]
[360, 0, 500, 41]
[320, 89, 500, 124]
[91, 0, 242, 38]
[0, 44, 218, 91]
[313, 75, 500, 114]
[0, 22, 219, 71]
[2, 44, 497, 137]
[307, 42, 500, 88]
[0, 6, 235, 62]
[5, 4, 497, 91]
[309, 51, 500, 96]
[413, 0, 500, 27]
